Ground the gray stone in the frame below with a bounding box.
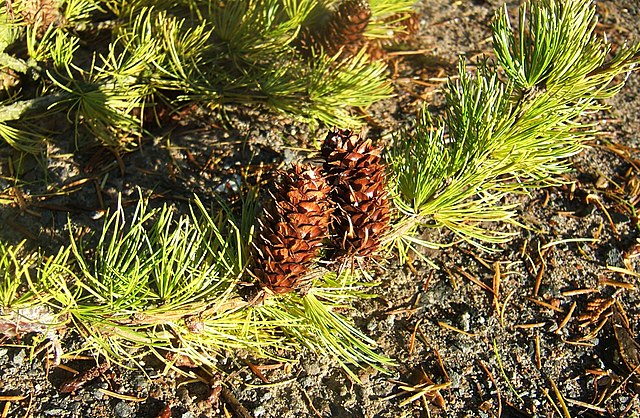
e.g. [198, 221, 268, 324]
[12, 350, 26, 366]
[113, 401, 134, 418]
[44, 409, 68, 416]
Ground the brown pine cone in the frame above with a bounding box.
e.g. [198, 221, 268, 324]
[252, 164, 332, 294]
[321, 129, 390, 258]
[298, 0, 371, 58]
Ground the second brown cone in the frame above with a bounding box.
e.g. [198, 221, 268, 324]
[321, 128, 391, 259]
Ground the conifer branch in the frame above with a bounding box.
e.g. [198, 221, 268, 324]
[388, 0, 640, 255]
[0, 0, 414, 152]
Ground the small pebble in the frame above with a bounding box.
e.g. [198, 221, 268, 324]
[595, 175, 608, 189]
[132, 375, 149, 393]
[304, 362, 321, 376]
[44, 409, 67, 416]
[113, 401, 133, 418]
[242, 390, 258, 403]
[260, 391, 272, 402]
[448, 372, 461, 388]
[460, 311, 471, 332]
[91, 388, 104, 400]
[68, 402, 82, 415]
[12, 350, 26, 366]
[301, 376, 314, 388]
[606, 247, 624, 266]
[253, 405, 267, 418]
[176, 386, 191, 404]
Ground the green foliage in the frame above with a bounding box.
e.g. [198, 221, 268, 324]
[388, 0, 640, 254]
[0, 241, 35, 308]
[257, 271, 394, 380]
[0, 193, 392, 374]
[34, 195, 255, 363]
[0, 0, 415, 152]
[492, 0, 636, 97]
[305, 0, 416, 39]
[367, 0, 418, 38]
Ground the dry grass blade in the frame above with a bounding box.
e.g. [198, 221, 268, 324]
[398, 381, 450, 407]
[96, 388, 146, 402]
[535, 333, 542, 370]
[548, 377, 572, 418]
[0, 396, 26, 402]
[453, 267, 494, 295]
[612, 303, 640, 373]
[562, 288, 598, 297]
[527, 297, 565, 313]
[478, 360, 502, 417]
[607, 265, 640, 278]
[554, 301, 577, 334]
[499, 288, 517, 328]
[492, 262, 501, 315]
[564, 398, 607, 414]
[408, 319, 422, 354]
[540, 238, 599, 250]
[438, 321, 479, 337]
[533, 252, 545, 296]
[493, 340, 524, 403]
[301, 388, 323, 418]
[386, 371, 450, 408]
[600, 279, 637, 290]
[513, 322, 546, 330]
[586, 194, 619, 236]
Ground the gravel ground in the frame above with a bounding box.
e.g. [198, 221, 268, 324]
[2, 1, 640, 417]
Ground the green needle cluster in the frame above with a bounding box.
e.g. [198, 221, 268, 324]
[388, 0, 640, 256]
[0, 0, 416, 152]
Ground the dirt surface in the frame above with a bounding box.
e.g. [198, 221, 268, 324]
[2, 0, 640, 417]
